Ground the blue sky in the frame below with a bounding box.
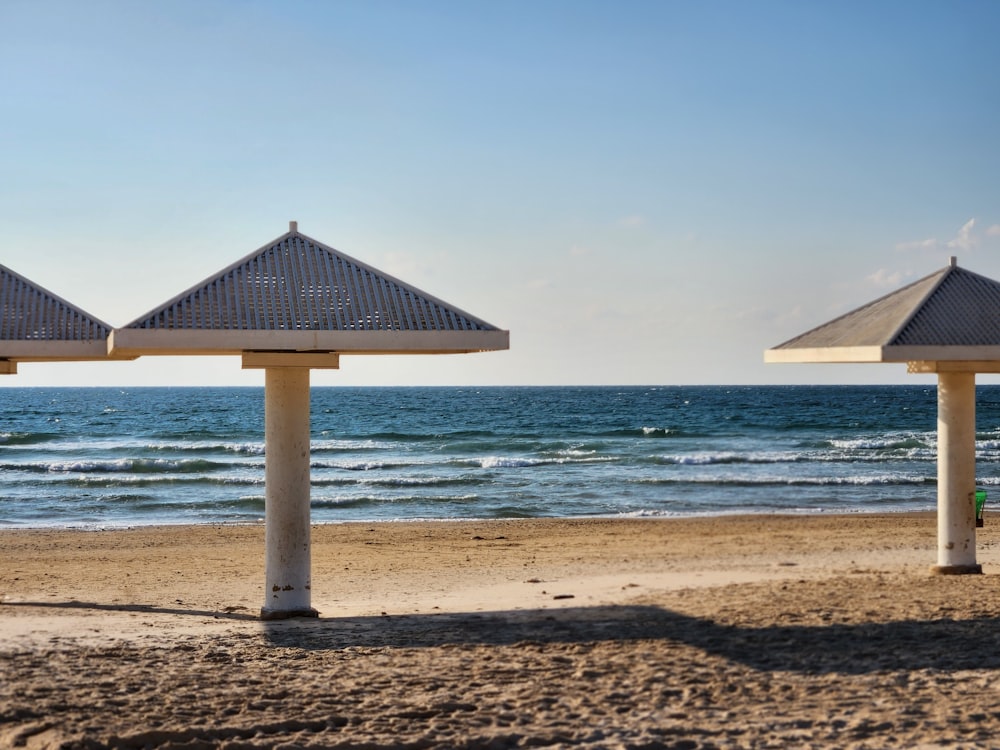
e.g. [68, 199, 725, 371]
[3, 0, 1000, 386]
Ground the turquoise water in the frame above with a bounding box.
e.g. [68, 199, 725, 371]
[1, 384, 997, 528]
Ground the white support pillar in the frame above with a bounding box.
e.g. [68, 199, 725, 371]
[261, 366, 319, 618]
[932, 370, 981, 574]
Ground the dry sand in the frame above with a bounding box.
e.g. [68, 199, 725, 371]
[4, 513, 1000, 748]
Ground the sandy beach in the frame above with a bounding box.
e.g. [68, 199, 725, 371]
[4, 513, 1000, 748]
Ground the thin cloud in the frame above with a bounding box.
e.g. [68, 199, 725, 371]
[947, 218, 977, 251]
[988, 224, 1000, 237]
[896, 218, 984, 254]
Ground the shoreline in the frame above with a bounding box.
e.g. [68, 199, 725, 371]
[7, 512, 1000, 748]
[0, 504, 943, 532]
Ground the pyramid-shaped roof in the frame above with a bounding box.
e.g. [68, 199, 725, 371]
[0, 263, 110, 364]
[109, 223, 509, 357]
[765, 258, 1000, 365]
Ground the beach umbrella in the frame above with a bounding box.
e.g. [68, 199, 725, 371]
[110, 222, 509, 618]
[0, 262, 114, 373]
[766, 256, 1000, 574]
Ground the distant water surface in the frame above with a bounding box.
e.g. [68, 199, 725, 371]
[1, 385, 998, 528]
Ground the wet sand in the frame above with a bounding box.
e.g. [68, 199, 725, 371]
[4, 513, 1000, 748]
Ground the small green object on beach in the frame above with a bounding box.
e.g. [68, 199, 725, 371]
[976, 489, 987, 528]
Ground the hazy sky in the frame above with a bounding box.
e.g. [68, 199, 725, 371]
[3, 0, 1000, 387]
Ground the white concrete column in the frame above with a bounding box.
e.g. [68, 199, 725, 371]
[261, 367, 319, 618]
[932, 370, 981, 574]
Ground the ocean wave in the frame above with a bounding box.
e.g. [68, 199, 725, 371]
[62, 474, 262, 488]
[310, 459, 416, 471]
[145, 441, 265, 456]
[653, 452, 787, 466]
[593, 427, 685, 438]
[112, 495, 266, 516]
[45, 458, 231, 474]
[786, 475, 935, 487]
[326, 430, 495, 443]
[828, 435, 934, 451]
[632, 474, 934, 487]
[976, 438, 1000, 453]
[312, 438, 391, 453]
[0, 432, 62, 447]
[311, 493, 481, 509]
[313, 475, 486, 488]
[310, 496, 379, 509]
[641, 426, 677, 437]
[474, 455, 614, 469]
[557, 447, 600, 458]
[648, 448, 940, 466]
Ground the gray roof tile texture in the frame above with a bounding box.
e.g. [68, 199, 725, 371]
[126, 230, 500, 333]
[0, 264, 109, 342]
[773, 263, 1000, 350]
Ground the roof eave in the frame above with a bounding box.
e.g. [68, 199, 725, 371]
[109, 328, 510, 357]
[0, 340, 111, 360]
[766, 344, 1000, 365]
[884, 345, 1000, 362]
[764, 346, 889, 364]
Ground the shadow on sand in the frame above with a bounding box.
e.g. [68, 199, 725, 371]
[2, 599, 258, 622]
[263, 603, 999, 676]
[6, 599, 998, 675]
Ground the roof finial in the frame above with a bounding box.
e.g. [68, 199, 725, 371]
[949, 255, 957, 268]
[289, 220, 298, 234]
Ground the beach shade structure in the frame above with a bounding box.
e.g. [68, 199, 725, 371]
[765, 256, 1000, 574]
[0, 262, 112, 373]
[110, 222, 509, 619]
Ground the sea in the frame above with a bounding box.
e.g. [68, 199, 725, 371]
[2, 384, 1000, 529]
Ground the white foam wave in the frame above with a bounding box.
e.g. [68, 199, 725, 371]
[476, 455, 614, 469]
[641, 426, 674, 436]
[479, 456, 547, 469]
[829, 433, 933, 451]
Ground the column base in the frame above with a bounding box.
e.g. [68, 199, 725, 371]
[260, 607, 320, 621]
[929, 564, 983, 575]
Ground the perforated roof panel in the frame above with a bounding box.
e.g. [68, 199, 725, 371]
[0, 263, 110, 360]
[111, 224, 509, 356]
[765, 259, 1000, 364]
